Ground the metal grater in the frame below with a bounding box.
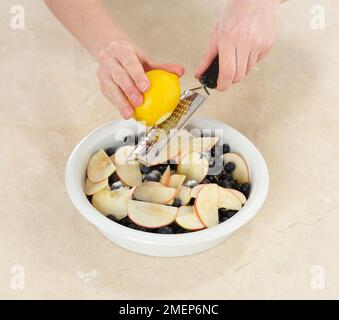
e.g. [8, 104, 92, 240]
[128, 56, 220, 166]
[130, 88, 209, 165]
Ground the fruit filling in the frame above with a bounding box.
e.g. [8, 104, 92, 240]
[84, 129, 251, 234]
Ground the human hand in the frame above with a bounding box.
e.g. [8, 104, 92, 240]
[97, 40, 185, 119]
[195, 0, 281, 91]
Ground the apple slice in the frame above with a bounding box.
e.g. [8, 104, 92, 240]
[128, 200, 177, 228]
[179, 136, 219, 158]
[92, 187, 135, 220]
[168, 174, 186, 188]
[85, 177, 108, 195]
[217, 186, 242, 210]
[148, 129, 193, 165]
[133, 182, 176, 204]
[227, 188, 247, 205]
[194, 184, 218, 228]
[190, 184, 206, 198]
[168, 174, 186, 196]
[177, 186, 192, 206]
[160, 165, 171, 186]
[177, 152, 209, 183]
[222, 153, 249, 184]
[112, 146, 142, 187]
[87, 149, 116, 183]
[176, 206, 205, 231]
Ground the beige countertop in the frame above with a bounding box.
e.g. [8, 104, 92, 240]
[1, 0, 338, 299]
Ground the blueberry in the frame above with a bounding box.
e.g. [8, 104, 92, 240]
[152, 164, 167, 174]
[188, 197, 195, 205]
[171, 224, 186, 234]
[218, 208, 228, 219]
[220, 216, 229, 223]
[226, 173, 234, 181]
[185, 180, 198, 188]
[106, 214, 118, 222]
[232, 181, 241, 190]
[144, 173, 160, 182]
[126, 222, 148, 232]
[105, 147, 116, 157]
[222, 143, 230, 154]
[173, 197, 182, 207]
[111, 181, 123, 190]
[108, 172, 119, 185]
[119, 216, 131, 226]
[158, 226, 173, 234]
[169, 162, 178, 172]
[224, 162, 236, 173]
[225, 210, 237, 219]
[127, 223, 139, 230]
[208, 175, 219, 184]
[140, 165, 152, 175]
[240, 183, 251, 198]
[151, 170, 161, 178]
[220, 180, 234, 189]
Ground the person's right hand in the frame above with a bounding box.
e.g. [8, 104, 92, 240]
[97, 40, 185, 119]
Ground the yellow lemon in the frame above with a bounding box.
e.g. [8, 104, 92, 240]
[133, 70, 181, 126]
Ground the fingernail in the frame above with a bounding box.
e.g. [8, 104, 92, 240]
[123, 108, 133, 119]
[140, 81, 150, 92]
[130, 93, 143, 107]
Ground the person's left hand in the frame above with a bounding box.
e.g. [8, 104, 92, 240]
[195, 0, 282, 91]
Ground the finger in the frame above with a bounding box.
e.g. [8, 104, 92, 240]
[149, 62, 185, 77]
[257, 47, 271, 63]
[233, 46, 251, 84]
[109, 59, 144, 108]
[246, 49, 260, 75]
[195, 31, 218, 78]
[115, 50, 150, 93]
[98, 71, 134, 119]
[217, 35, 236, 91]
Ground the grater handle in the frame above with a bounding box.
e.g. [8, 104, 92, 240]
[199, 55, 219, 89]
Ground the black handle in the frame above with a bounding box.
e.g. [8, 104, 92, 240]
[199, 55, 219, 89]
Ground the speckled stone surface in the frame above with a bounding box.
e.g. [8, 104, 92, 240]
[0, 0, 338, 299]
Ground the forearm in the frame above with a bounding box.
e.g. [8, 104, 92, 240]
[44, 0, 129, 59]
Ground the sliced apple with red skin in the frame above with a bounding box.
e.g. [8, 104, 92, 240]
[194, 184, 219, 228]
[112, 146, 142, 187]
[227, 188, 247, 205]
[85, 177, 108, 196]
[92, 187, 135, 220]
[222, 153, 249, 184]
[160, 165, 171, 186]
[179, 136, 219, 159]
[87, 149, 116, 183]
[177, 152, 209, 183]
[190, 184, 206, 198]
[177, 186, 192, 205]
[133, 182, 176, 204]
[176, 206, 205, 231]
[217, 186, 242, 210]
[128, 200, 177, 229]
